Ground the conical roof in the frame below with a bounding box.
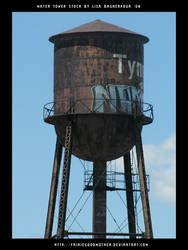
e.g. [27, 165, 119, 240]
[49, 19, 149, 43]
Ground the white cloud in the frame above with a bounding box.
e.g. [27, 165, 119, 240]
[143, 134, 176, 204]
[150, 165, 176, 203]
[108, 134, 176, 204]
[144, 134, 176, 169]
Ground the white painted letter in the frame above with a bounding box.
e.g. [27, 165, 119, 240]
[128, 60, 136, 79]
[113, 54, 127, 74]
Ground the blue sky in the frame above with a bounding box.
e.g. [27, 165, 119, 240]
[12, 12, 176, 239]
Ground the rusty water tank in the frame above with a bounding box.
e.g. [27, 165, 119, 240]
[45, 19, 151, 161]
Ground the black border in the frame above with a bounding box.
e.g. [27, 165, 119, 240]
[10, 0, 179, 12]
[9, 0, 183, 248]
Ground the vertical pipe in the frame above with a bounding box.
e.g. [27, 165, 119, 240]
[57, 122, 73, 238]
[44, 138, 63, 238]
[124, 152, 136, 239]
[92, 161, 106, 238]
[135, 126, 153, 239]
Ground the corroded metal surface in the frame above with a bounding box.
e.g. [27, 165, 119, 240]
[49, 24, 148, 161]
[53, 32, 144, 116]
[54, 114, 136, 161]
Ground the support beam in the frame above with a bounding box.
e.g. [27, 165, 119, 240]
[124, 152, 136, 239]
[44, 138, 63, 238]
[92, 161, 106, 239]
[66, 232, 144, 237]
[135, 125, 153, 239]
[56, 122, 73, 238]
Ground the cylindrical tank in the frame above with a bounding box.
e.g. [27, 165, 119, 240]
[48, 19, 149, 161]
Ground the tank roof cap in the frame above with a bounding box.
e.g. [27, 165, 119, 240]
[49, 19, 149, 43]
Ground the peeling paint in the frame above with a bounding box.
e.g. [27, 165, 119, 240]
[52, 32, 145, 160]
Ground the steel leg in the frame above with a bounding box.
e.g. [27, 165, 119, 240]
[92, 161, 106, 239]
[135, 126, 153, 239]
[44, 138, 63, 238]
[124, 152, 136, 239]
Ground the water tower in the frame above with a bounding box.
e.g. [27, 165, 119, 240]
[43, 19, 154, 239]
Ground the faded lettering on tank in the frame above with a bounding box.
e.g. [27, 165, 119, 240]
[112, 53, 143, 91]
[113, 54, 127, 73]
[128, 60, 136, 79]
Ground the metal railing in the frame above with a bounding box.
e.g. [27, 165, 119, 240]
[43, 102, 55, 120]
[43, 98, 153, 122]
[84, 170, 150, 192]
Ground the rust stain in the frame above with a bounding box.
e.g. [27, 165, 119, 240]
[51, 30, 146, 160]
